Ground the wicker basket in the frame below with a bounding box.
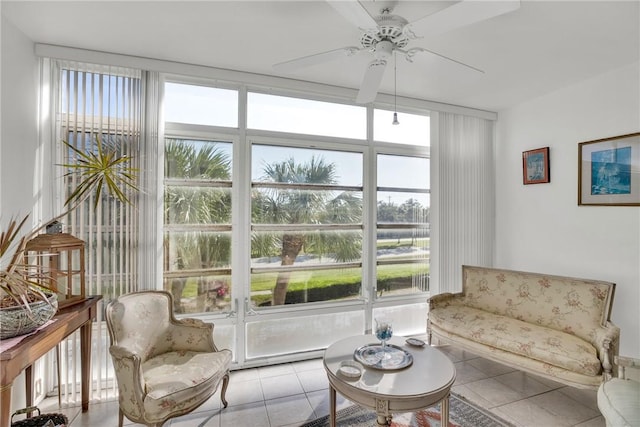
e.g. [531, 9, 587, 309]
[11, 406, 67, 427]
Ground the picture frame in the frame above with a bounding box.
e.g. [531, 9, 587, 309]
[578, 132, 640, 206]
[522, 147, 550, 184]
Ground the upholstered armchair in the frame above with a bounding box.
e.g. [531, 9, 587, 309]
[598, 355, 640, 427]
[105, 290, 232, 427]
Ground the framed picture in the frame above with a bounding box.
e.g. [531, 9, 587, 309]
[522, 147, 550, 184]
[578, 132, 640, 206]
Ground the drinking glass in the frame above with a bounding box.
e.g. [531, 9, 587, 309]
[374, 317, 393, 357]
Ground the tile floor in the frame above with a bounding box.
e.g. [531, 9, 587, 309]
[42, 341, 605, 427]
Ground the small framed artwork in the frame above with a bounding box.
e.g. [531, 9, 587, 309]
[522, 147, 550, 184]
[578, 132, 640, 206]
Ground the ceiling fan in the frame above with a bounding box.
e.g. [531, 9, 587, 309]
[273, 0, 520, 104]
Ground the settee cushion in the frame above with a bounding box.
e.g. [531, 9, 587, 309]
[142, 349, 232, 419]
[430, 305, 601, 375]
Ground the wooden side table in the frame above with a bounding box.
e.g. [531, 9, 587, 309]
[0, 296, 102, 427]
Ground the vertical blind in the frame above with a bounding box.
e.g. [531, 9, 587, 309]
[51, 60, 142, 404]
[431, 112, 495, 294]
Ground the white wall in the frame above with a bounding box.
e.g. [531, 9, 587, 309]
[495, 61, 640, 357]
[1, 12, 42, 410]
[1, 13, 40, 225]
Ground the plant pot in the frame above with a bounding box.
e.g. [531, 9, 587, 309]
[0, 293, 58, 339]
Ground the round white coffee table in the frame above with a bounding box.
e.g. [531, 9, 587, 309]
[323, 335, 456, 427]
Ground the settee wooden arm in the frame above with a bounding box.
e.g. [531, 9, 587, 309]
[595, 322, 620, 380]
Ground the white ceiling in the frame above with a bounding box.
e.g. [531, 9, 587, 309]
[2, 0, 638, 112]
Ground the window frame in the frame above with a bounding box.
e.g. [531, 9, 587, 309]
[160, 75, 432, 363]
[374, 151, 431, 299]
[248, 139, 366, 308]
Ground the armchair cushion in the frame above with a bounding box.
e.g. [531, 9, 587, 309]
[143, 349, 232, 419]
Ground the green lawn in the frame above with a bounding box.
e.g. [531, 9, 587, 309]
[174, 242, 430, 303]
[251, 262, 427, 292]
[376, 237, 429, 250]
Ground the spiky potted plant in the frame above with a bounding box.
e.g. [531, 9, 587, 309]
[0, 137, 138, 339]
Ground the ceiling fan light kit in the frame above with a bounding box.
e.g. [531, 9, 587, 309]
[274, 0, 520, 104]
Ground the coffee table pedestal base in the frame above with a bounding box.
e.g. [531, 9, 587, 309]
[329, 385, 450, 427]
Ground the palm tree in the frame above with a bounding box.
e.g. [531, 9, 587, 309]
[253, 156, 362, 305]
[164, 140, 231, 312]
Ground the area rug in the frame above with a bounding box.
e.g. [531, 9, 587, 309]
[300, 393, 514, 427]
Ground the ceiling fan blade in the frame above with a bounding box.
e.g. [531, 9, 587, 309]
[408, 0, 520, 38]
[405, 47, 484, 74]
[326, 0, 377, 29]
[356, 59, 388, 104]
[273, 47, 361, 73]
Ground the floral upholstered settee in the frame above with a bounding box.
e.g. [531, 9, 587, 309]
[427, 265, 619, 389]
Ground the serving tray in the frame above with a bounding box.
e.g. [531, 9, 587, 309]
[353, 343, 413, 370]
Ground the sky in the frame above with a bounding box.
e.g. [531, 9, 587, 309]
[164, 82, 431, 205]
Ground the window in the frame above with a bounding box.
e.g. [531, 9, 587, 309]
[159, 79, 431, 362]
[374, 108, 430, 145]
[247, 93, 366, 139]
[164, 82, 238, 127]
[250, 144, 363, 307]
[376, 154, 430, 297]
[163, 138, 233, 314]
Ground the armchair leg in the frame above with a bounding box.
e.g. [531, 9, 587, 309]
[220, 372, 230, 408]
[118, 408, 124, 427]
